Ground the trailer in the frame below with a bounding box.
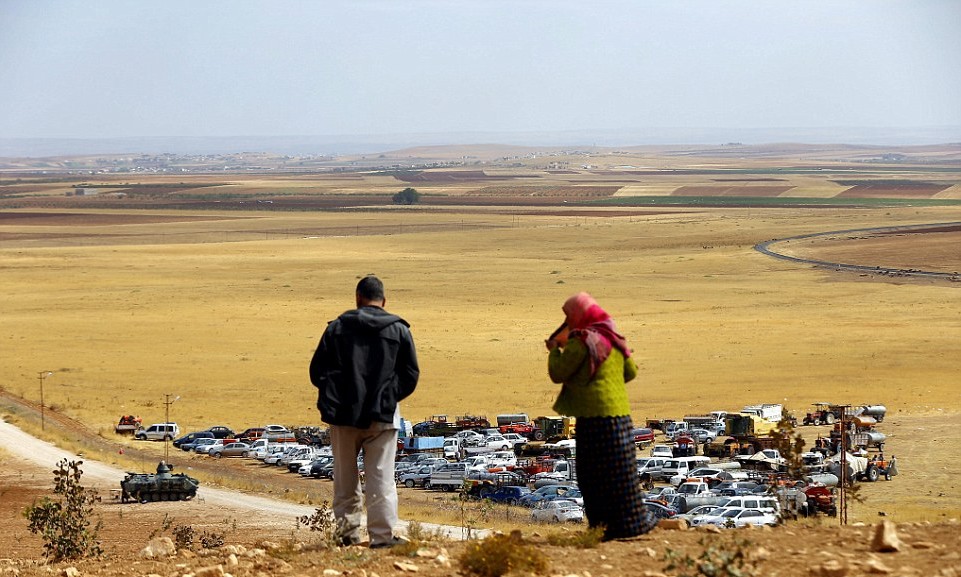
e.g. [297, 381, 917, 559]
[402, 436, 445, 455]
[533, 416, 575, 443]
[741, 404, 783, 423]
[115, 415, 143, 435]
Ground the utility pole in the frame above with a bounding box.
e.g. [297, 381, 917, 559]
[163, 394, 180, 461]
[837, 404, 851, 526]
[38, 371, 54, 430]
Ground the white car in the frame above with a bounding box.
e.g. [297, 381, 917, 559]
[483, 435, 512, 451]
[677, 504, 720, 522]
[192, 438, 222, 454]
[645, 486, 676, 499]
[135, 422, 180, 441]
[488, 451, 518, 468]
[692, 507, 778, 528]
[670, 467, 728, 487]
[651, 444, 673, 458]
[547, 439, 576, 451]
[531, 500, 584, 523]
[501, 433, 526, 445]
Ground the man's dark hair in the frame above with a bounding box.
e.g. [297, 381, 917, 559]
[356, 275, 385, 302]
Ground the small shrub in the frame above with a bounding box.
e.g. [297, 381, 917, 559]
[296, 501, 339, 549]
[664, 536, 757, 577]
[459, 485, 494, 539]
[459, 531, 549, 577]
[406, 519, 448, 543]
[23, 459, 103, 561]
[173, 524, 195, 550]
[199, 530, 225, 549]
[545, 525, 605, 549]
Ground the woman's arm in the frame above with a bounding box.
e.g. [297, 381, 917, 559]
[548, 339, 588, 383]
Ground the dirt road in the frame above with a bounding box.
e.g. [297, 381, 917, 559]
[0, 418, 477, 541]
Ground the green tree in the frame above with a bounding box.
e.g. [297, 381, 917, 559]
[24, 459, 103, 561]
[392, 187, 420, 205]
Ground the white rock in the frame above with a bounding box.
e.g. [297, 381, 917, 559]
[815, 559, 851, 577]
[871, 521, 903, 553]
[139, 537, 177, 559]
[193, 565, 224, 577]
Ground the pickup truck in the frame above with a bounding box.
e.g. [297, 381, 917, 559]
[429, 462, 468, 492]
[675, 481, 780, 514]
[673, 481, 716, 512]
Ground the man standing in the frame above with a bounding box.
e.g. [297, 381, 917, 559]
[309, 276, 420, 548]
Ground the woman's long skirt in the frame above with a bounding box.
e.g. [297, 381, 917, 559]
[575, 415, 657, 540]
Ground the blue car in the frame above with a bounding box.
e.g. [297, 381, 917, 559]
[518, 484, 578, 508]
[481, 485, 532, 505]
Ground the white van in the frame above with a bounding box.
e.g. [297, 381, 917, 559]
[657, 456, 711, 481]
[664, 421, 690, 439]
[443, 437, 462, 459]
[135, 422, 180, 441]
[715, 495, 780, 513]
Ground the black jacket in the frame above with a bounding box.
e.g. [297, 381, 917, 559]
[309, 305, 419, 428]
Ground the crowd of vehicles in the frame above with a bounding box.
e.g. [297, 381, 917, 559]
[121, 402, 893, 527]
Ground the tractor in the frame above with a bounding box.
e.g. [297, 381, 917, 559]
[802, 403, 841, 426]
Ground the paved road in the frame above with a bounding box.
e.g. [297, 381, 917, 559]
[754, 221, 961, 280]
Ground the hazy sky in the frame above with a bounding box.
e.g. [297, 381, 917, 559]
[2, 0, 960, 140]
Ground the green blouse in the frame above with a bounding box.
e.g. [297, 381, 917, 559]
[548, 337, 636, 418]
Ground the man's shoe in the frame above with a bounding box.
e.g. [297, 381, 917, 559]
[370, 536, 408, 550]
[340, 536, 361, 547]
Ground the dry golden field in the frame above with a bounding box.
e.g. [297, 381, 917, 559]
[2, 148, 961, 524]
[1, 204, 958, 429]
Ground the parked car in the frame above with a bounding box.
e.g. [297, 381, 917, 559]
[643, 501, 678, 520]
[714, 495, 779, 513]
[711, 481, 761, 496]
[310, 458, 336, 479]
[135, 423, 180, 441]
[632, 427, 655, 446]
[399, 465, 435, 488]
[518, 484, 578, 508]
[194, 439, 224, 454]
[287, 449, 325, 472]
[531, 500, 584, 523]
[210, 442, 251, 458]
[487, 451, 518, 468]
[677, 504, 720, 522]
[670, 467, 730, 487]
[480, 485, 532, 505]
[238, 427, 265, 441]
[483, 435, 512, 451]
[174, 431, 214, 450]
[636, 457, 667, 477]
[206, 426, 235, 439]
[688, 428, 716, 443]
[651, 444, 673, 458]
[645, 486, 677, 502]
[694, 507, 778, 528]
[501, 432, 527, 445]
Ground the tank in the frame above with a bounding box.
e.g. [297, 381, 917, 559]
[857, 405, 887, 422]
[804, 473, 839, 487]
[120, 461, 200, 503]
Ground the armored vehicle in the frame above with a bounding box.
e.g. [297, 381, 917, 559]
[120, 461, 200, 503]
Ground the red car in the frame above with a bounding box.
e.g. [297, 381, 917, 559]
[499, 422, 544, 440]
[632, 427, 655, 446]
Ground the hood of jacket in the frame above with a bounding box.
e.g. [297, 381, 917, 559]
[336, 305, 408, 333]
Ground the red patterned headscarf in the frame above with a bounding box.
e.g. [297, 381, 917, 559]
[561, 292, 631, 377]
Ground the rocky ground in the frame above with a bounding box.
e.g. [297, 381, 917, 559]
[3, 394, 961, 577]
[2, 437, 960, 577]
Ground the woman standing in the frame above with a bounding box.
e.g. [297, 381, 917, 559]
[545, 292, 656, 540]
